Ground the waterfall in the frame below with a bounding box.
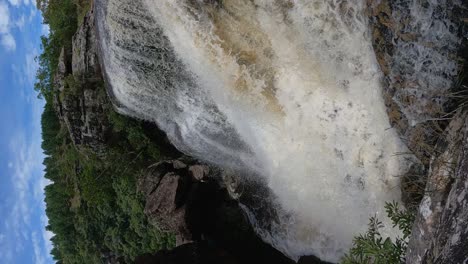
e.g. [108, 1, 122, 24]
[95, 0, 463, 262]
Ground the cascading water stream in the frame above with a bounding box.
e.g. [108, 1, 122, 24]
[95, 0, 463, 262]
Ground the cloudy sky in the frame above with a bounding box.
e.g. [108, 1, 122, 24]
[0, 0, 53, 263]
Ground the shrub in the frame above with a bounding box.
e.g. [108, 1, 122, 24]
[341, 201, 415, 264]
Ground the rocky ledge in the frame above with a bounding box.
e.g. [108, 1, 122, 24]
[53, 8, 111, 156]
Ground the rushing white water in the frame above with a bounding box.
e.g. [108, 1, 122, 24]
[95, 0, 461, 262]
[138, 1, 409, 260]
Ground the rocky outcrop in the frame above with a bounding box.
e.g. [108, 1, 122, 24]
[72, 7, 101, 82]
[138, 159, 329, 264]
[406, 111, 468, 263]
[367, 1, 467, 168]
[367, 2, 468, 262]
[139, 159, 212, 245]
[53, 8, 111, 155]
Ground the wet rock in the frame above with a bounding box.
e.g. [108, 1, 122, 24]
[406, 112, 468, 263]
[140, 160, 217, 245]
[188, 165, 209, 181]
[138, 159, 304, 264]
[367, 0, 467, 168]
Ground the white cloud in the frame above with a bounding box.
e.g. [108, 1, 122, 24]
[1, 33, 16, 51]
[40, 213, 54, 255]
[0, 2, 18, 52]
[7, 0, 21, 6]
[8, 161, 13, 168]
[32, 232, 46, 264]
[25, 49, 38, 85]
[15, 15, 25, 30]
[0, 2, 10, 33]
[28, 7, 37, 22]
[41, 24, 49, 36]
[4, 97, 51, 262]
[11, 48, 40, 96]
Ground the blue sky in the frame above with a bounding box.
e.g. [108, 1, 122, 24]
[0, 0, 54, 263]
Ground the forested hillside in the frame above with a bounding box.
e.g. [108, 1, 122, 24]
[36, 0, 177, 262]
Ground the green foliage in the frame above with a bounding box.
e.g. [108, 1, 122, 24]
[341, 202, 415, 264]
[108, 111, 162, 161]
[74, 0, 92, 26]
[63, 74, 81, 97]
[41, 98, 175, 263]
[36, 1, 178, 262]
[35, 0, 78, 100]
[384, 201, 415, 240]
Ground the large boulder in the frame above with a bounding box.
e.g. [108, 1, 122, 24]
[138, 159, 310, 264]
[139, 160, 212, 245]
[406, 112, 468, 263]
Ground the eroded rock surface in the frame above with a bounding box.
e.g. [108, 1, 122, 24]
[72, 8, 101, 81]
[406, 112, 468, 263]
[53, 9, 110, 155]
[367, 0, 467, 167]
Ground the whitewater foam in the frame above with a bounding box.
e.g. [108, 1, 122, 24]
[125, 1, 411, 261]
[95, 0, 461, 261]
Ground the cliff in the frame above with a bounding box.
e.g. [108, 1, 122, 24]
[406, 111, 468, 263]
[367, 1, 468, 263]
[51, 2, 468, 263]
[52, 8, 111, 156]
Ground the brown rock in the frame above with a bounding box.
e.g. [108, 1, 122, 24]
[189, 165, 209, 181]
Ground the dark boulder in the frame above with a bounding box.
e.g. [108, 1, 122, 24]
[135, 242, 239, 264]
[138, 159, 301, 264]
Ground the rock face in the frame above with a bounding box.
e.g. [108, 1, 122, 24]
[367, 1, 467, 167]
[140, 160, 211, 245]
[53, 8, 110, 155]
[366, 1, 468, 262]
[72, 8, 101, 82]
[138, 159, 330, 264]
[406, 112, 468, 263]
[367, 2, 468, 262]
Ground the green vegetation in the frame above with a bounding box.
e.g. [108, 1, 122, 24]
[41, 97, 176, 263]
[35, 0, 77, 100]
[341, 202, 415, 264]
[36, 0, 177, 263]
